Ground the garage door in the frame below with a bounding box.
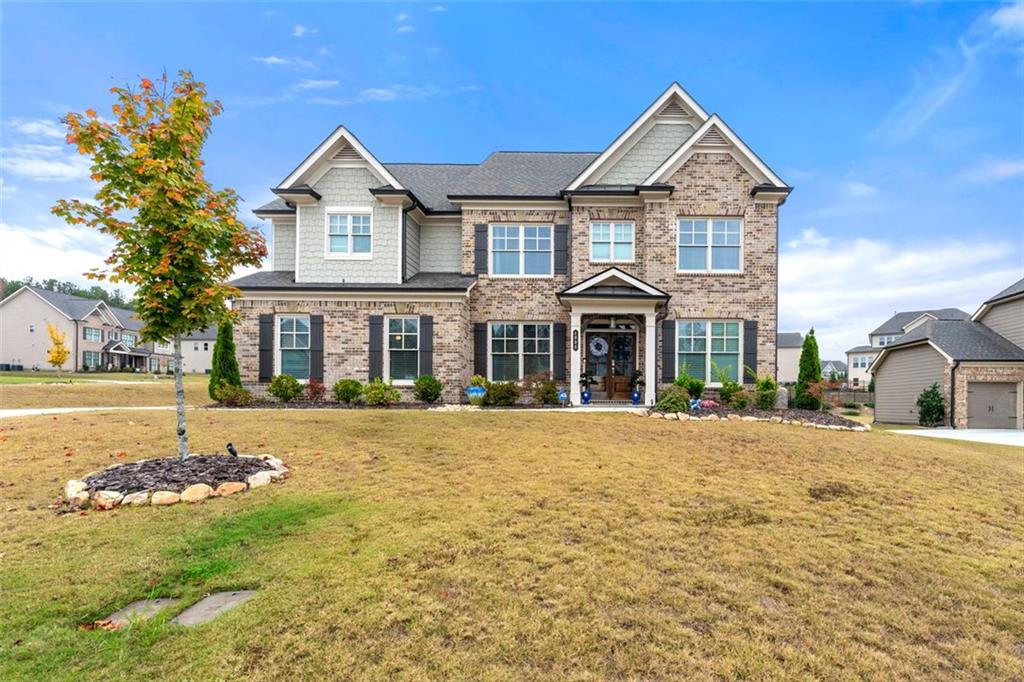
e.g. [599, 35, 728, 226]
[967, 382, 1018, 429]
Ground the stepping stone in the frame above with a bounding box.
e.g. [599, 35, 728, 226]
[106, 598, 180, 627]
[171, 590, 256, 626]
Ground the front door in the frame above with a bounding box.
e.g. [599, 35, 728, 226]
[586, 332, 635, 400]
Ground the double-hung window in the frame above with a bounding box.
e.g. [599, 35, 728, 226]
[84, 327, 102, 342]
[278, 315, 310, 380]
[489, 322, 552, 381]
[491, 225, 552, 276]
[122, 333, 136, 347]
[326, 210, 372, 258]
[677, 218, 742, 272]
[676, 320, 742, 384]
[82, 350, 101, 368]
[386, 317, 419, 382]
[590, 222, 634, 262]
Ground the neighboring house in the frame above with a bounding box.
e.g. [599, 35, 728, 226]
[871, 277, 1024, 429]
[0, 286, 174, 372]
[181, 326, 217, 374]
[776, 332, 803, 384]
[821, 360, 847, 379]
[845, 307, 971, 389]
[231, 83, 790, 405]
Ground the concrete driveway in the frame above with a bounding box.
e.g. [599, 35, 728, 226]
[892, 428, 1023, 447]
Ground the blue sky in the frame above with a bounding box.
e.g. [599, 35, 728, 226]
[2, 2, 1022, 357]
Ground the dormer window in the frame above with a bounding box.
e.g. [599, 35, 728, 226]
[325, 209, 372, 259]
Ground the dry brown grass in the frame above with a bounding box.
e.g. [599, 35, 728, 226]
[0, 375, 208, 408]
[1, 410, 1022, 680]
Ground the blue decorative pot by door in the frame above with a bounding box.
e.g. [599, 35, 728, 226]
[581, 390, 592, 405]
[631, 390, 641, 406]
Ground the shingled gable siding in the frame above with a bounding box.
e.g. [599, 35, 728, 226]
[296, 167, 401, 284]
[405, 213, 421, 280]
[233, 298, 472, 403]
[597, 123, 695, 185]
[419, 224, 462, 272]
[271, 221, 296, 271]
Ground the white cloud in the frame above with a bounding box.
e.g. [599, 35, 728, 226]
[3, 144, 91, 181]
[779, 234, 1022, 358]
[252, 55, 313, 69]
[844, 180, 879, 198]
[291, 24, 317, 38]
[396, 12, 409, 21]
[7, 118, 65, 139]
[990, 2, 1024, 35]
[316, 46, 331, 57]
[961, 156, 1024, 182]
[292, 79, 339, 91]
[430, 5, 446, 11]
[0, 221, 115, 287]
[396, 25, 414, 33]
[308, 83, 473, 107]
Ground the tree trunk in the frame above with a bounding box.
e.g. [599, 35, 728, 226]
[174, 335, 189, 461]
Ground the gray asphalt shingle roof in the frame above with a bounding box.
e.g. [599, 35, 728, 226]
[777, 332, 804, 348]
[886, 320, 1024, 362]
[984, 276, 1024, 304]
[230, 270, 477, 292]
[28, 286, 104, 320]
[870, 308, 970, 336]
[253, 197, 295, 215]
[383, 164, 476, 212]
[821, 360, 848, 372]
[845, 345, 876, 354]
[449, 152, 600, 197]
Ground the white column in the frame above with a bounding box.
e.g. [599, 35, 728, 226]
[645, 312, 657, 405]
[570, 311, 582, 405]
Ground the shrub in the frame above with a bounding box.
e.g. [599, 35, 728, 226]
[484, 381, 519, 406]
[795, 329, 822, 410]
[208, 320, 241, 400]
[469, 374, 487, 388]
[730, 390, 752, 410]
[268, 374, 303, 403]
[413, 375, 444, 403]
[364, 378, 402, 406]
[868, 377, 875, 393]
[865, 401, 875, 409]
[673, 371, 704, 400]
[305, 378, 326, 403]
[717, 378, 743, 405]
[525, 372, 560, 405]
[842, 410, 860, 416]
[213, 380, 253, 407]
[842, 401, 860, 409]
[332, 379, 363, 404]
[655, 385, 690, 413]
[754, 375, 778, 410]
[916, 383, 945, 427]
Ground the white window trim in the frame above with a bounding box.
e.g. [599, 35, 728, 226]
[486, 321, 554, 382]
[274, 313, 311, 383]
[589, 221, 636, 263]
[324, 206, 373, 261]
[487, 224, 555, 278]
[383, 315, 419, 386]
[676, 217, 744, 275]
[84, 327, 102, 342]
[674, 319, 744, 387]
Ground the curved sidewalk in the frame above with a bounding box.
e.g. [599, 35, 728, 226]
[0, 406, 177, 420]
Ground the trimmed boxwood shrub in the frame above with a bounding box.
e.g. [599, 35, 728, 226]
[673, 371, 704, 400]
[655, 385, 690, 413]
[754, 375, 778, 410]
[213, 380, 253, 407]
[268, 374, 303, 402]
[413, 375, 443, 403]
[332, 379, 363, 404]
[364, 378, 401, 406]
[730, 390, 752, 409]
[916, 383, 945, 427]
[484, 381, 519, 406]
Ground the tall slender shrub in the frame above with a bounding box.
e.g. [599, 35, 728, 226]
[208, 320, 241, 400]
[795, 328, 823, 410]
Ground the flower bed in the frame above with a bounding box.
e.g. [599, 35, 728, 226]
[641, 406, 866, 431]
[62, 454, 289, 510]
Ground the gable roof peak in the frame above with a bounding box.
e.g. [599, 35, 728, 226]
[277, 125, 403, 191]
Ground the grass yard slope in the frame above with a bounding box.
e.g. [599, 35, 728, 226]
[0, 375, 208, 408]
[0, 411, 1022, 680]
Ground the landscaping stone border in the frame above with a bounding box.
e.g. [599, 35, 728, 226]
[636, 409, 869, 432]
[62, 454, 289, 511]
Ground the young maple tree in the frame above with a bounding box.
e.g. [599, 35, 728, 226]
[46, 324, 70, 381]
[53, 71, 266, 461]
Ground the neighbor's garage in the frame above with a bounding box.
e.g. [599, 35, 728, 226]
[873, 343, 948, 425]
[967, 382, 1018, 429]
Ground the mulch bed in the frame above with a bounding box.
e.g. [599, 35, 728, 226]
[85, 456, 274, 495]
[695, 406, 861, 428]
[208, 401, 565, 410]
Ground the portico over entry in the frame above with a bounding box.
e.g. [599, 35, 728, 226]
[556, 268, 670, 406]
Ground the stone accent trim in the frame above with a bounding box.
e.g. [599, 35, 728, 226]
[951, 364, 1024, 429]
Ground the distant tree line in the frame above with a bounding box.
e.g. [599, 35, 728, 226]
[0, 276, 134, 309]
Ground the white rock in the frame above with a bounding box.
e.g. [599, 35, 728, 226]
[676, 413, 690, 421]
[726, 413, 742, 421]
[741, 416, 758, 422]
[246, 471, 272, 488]
[92, 490, 123, 510]
[814, 423, 829, 430]
[802, 422, 816, 428]
[181, 484, 213, 503]
[663, 412, 678, 420]
[267, 469, 288, 480]
[65, 480, 87, 499]
[828, 425, 843, 431]
[649, 412, 663, 419]
[122, 491, 150, 506]
[702, 414, 720, 421]
[69, 491, 90, 507]
[769, 416, 783, 424]
[151, 491, 180, 506]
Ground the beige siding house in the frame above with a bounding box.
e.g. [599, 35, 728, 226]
[871, 277, 1024, 429]
[776, 332, 803, 384]
[181, 326, 217, 374]
[232, 83, 791, 404]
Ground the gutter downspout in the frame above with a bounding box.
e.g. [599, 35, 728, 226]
[950, 360, 959, 429]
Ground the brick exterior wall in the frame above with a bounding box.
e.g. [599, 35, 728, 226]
[951, 364, 1024, 429]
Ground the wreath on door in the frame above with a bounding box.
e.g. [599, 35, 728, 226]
[589, 336, 609, 357]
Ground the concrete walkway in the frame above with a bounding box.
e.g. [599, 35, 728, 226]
[892, 428, 1023, 447]
[0, 406, 177, 420]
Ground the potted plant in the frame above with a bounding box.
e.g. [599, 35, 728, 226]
[466, 374, 487, 406]
[630, 370, 645, 406]
[579, 371, 594, 405]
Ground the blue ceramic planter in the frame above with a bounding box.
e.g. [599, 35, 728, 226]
[631, 390, 641, 406]
[581, 390, 592, 405]
[466, 386, 486, 405]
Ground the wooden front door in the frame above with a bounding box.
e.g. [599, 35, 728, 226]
[586, 332, 636, 400]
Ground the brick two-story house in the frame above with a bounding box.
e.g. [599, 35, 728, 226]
[231, 83, 790, 405]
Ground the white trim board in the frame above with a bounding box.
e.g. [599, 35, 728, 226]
[563, 267, 667, 298]
[279, 126, 404, 191]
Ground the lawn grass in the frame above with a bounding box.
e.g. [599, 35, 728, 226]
[0, 375, 209, 408]
[1, 410, 1022, 679]
[0, 371, 185, 384]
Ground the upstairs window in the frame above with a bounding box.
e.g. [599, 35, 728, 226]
[491, 225, 552, 276]
[326, 210, 372, 258]
[84, 327, 102, 342]
[590, 222, 634, 262]
[122, 333, 136, 347]
[677, 219, 742, 273]
[278, 315, 310, 380]
[386, 317, 419, 382]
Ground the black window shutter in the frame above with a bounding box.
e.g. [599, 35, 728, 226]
[258, 314, 274, 382]
[474, 224, 488, 274]
[553, 224, 569, 275]
[368, 315, 383, 381]
[309, 315, 324, 382]
[743, 320, 758, 383]
[473, 323, 487, 377]
[419, 315, 433, 377]
[661, 318, 675, 383]
[552, 323, 567, 380]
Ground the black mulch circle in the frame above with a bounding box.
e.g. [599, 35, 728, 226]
[84, 455, 275, 495]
